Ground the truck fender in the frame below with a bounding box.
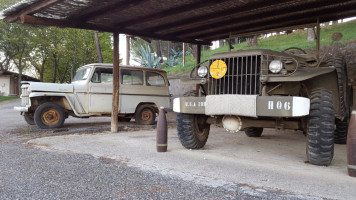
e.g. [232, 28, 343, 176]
[29, 92, 89, 117]
[268, 67, 335, 82]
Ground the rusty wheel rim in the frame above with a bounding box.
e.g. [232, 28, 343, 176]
[41, 108, 60, 126]
[141, 109, 153, 123]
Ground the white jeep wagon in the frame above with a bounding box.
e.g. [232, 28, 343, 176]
[14, 63, 171, 129]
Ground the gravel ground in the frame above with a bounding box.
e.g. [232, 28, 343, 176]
[0, 100, 327, 199]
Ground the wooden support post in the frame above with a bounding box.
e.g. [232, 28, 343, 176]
[196, 44, 201, 64]
[196, 44, 201, 91]
[316, 18, 320, 60]
[111, 32, 120, 133]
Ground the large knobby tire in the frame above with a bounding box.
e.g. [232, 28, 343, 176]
[177, 113, 210, 149]
[326, 55, 350, 144]
[335, 118, 349, 144]
[306, 88, 335, 166]
[24, 112, 35, 125]
[245, 127, 263, 137]
[34, 103, 66, 129]
[135, 106, 156, 125]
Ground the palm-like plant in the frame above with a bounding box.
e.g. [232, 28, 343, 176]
[132, 45, 161, 69]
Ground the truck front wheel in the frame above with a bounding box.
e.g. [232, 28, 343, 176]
[24, 112, 35, 125]
[177, 113, 210, 149]
[306, 88, 335, 166]
[34, 103, 66, 129]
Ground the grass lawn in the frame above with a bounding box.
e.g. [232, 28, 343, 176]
[0, 96, 19, 102]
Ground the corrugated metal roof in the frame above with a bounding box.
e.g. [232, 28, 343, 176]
[2, 0, 356, 44]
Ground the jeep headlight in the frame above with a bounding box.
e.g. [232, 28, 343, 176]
[197, 66, 208, 77]
[269, 60, 283, 73]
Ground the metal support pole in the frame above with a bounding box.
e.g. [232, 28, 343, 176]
[183, 43, 186, 67]
[111, 32, 120, 133]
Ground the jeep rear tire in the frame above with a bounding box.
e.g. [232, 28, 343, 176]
[177, 113, 210, 149]
[24, 112, 35, 125]
[135, 106, 156, 125]
[335, 118, 349, 144]
[306, 88, 335, 166]
[34, 103, 66, 129]
[245, 127, 263, 137]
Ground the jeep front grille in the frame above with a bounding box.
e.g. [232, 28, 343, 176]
[21, 84, 30, 106]
[207, 55, 261, 95]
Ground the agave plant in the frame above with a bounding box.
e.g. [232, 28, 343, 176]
[132, 45, 161, 69]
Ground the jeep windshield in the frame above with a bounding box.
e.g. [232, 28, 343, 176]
[72, 68, 91, 82]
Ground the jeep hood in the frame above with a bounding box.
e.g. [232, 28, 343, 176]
[29, 82, 73, 93]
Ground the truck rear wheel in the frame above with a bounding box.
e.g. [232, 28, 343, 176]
[34, 103, 65, 129]
[306, 88, 335, 166]
[326, 55, 350, 144]
[245, 127, 263, 137]
[177, 113, 210, 149]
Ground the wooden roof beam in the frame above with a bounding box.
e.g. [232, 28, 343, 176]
[168, 0, 355, 37]
[70, 0, 147, 22]
[181, 1, 356, 39]
[19, 14, 211, 45]
[4, 0, 64, 23]
[148, 0, 307, 33]
[113, 0, 228, 29]
[200, 9, 356, 41]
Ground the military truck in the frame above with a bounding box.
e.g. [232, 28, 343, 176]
[173, 45, 352, 166]
[14, 64, 170, 129]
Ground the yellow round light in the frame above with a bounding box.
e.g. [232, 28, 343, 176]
[210, 60, 227, 79]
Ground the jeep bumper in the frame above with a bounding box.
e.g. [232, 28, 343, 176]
[173, 95, 310, 117]
[14, 106, 29, 112]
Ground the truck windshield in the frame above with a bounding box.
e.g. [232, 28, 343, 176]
[72, 68, 91, 82]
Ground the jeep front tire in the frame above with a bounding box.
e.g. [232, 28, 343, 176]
[177, 113, 210, 149]
[306, 88, 335, 166]
[34, 103, 66, 129]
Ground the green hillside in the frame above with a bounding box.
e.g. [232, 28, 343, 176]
[164, 19, 356, 76]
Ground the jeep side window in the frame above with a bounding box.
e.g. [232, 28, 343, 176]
[146, 72, 165, 87]
[91, 68, 113, 83]
[121, 69, 143, 85]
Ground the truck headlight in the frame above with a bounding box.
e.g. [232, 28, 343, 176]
[269, 60, 283, 73]
[197, 66, 208, 77]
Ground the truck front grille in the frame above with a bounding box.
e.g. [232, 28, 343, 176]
[21, 84, 30, 106]
[207, 55, 261, 95]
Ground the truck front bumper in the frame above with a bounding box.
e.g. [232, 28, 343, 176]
[173, 95, 310, 117]
[14, 106, 29, 112]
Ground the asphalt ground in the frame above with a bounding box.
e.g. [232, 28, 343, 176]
[1, 99, 355, 199]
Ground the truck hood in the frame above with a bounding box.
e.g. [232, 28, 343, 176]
[29, 82, 73, 93]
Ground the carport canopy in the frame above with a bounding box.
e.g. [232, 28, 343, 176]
[2, 0, 356, 132]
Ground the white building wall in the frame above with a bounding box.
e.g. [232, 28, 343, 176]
[0, 75, 11, 96]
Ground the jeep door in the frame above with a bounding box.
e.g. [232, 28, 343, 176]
[88, 67, 113, 114]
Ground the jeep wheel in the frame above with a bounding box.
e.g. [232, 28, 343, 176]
[34, 103, 66, 129]
[245, 127, 263, 137]
[177, 113, 210, 149]
[135, 106, 156, 125]
[306, 88, 335, 166]
[24, 112, 35, 125]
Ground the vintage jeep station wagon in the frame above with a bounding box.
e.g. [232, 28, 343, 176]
[173, 48, 352, 166]
[14, 64, 170, 128]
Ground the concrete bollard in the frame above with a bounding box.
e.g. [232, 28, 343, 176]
[347, 111, 356, 177]
[156, 106, 167, 152]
